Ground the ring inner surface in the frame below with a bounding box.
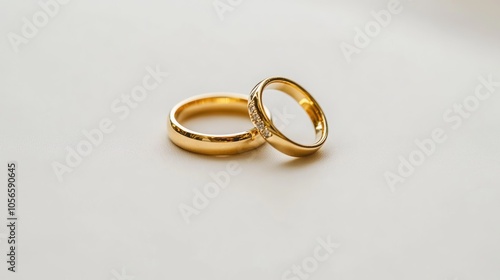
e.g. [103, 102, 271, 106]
[175, 96, 251, 134]
[266, 82, 326, 142]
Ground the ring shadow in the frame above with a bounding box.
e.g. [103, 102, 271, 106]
[164, 134, 332, 168]
[278, 148, 329, 169]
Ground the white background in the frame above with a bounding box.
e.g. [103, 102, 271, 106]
[1, 0, 500, 279]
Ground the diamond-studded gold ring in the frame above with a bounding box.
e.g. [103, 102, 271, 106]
[248, 77, 329, 157]
[168, 93, 270, 155]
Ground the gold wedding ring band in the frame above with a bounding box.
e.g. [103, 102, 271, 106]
[168, 78, 328, 157]
[168, 93, 269, 155]
[248, 77, 328, 157]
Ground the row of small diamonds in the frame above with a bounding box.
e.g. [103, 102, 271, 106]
[248, 100, 272, 138]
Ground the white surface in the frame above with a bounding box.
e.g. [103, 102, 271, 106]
[1, 0, 500, 279]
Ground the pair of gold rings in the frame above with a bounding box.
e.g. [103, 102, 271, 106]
[168, 77, 328, 157]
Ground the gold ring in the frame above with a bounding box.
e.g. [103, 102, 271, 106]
[168, 93, 269, 155]
[248, 77, 329, 157]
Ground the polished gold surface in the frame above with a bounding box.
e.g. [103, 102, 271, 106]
[168, 93, 267, 155]
[248, 77, 328, 157]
